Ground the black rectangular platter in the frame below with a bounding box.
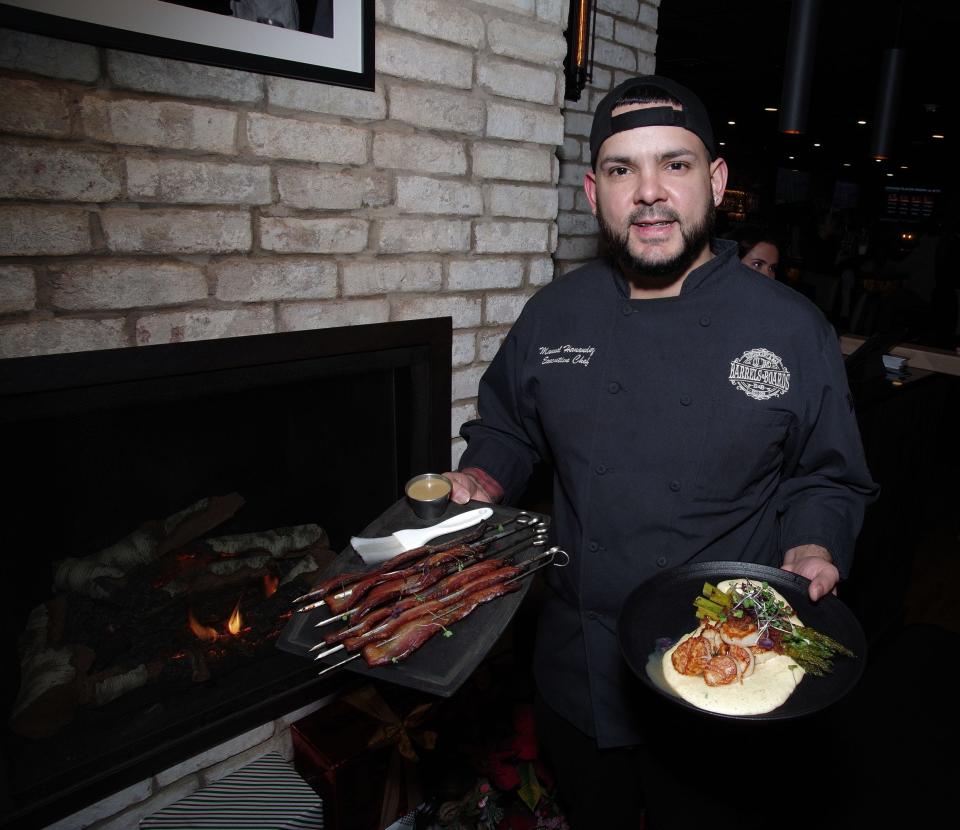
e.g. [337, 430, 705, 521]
[277, 499, 548, 696]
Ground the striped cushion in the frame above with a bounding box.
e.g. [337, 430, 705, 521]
[141, 752, 323, 829]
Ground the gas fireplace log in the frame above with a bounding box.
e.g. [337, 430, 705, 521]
[53, 494, 246, 600]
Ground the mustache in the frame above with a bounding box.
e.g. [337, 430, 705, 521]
[626, 207, 680, 224]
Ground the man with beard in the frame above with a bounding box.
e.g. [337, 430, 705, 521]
[445, 76, 877, 828]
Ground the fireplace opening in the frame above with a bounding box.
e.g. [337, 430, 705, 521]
[0, 318, 451, 828]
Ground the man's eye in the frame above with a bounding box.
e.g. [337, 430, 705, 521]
[666, 161, 688, 171]
[609, 166, 629, 176]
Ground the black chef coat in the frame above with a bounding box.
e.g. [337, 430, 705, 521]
[459, 239, 878, 747]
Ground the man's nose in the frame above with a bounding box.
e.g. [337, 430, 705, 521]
[631, 172, 667, 205]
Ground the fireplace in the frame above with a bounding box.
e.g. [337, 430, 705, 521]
[0, 318, 452, 828]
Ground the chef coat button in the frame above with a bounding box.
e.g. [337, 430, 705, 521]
[588, 541, 599, 552]
[608, 381, 621, 394]
[595, 464, 607, 475]
[656, 556, 667, 567]
[621, 303, 632, 316]
[699, 315, 711, 327]
[587, 611, 599, 620]
[680, 394, 691, 406]
[669, 480, 681, 492]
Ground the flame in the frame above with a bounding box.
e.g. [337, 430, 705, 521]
[227, 599, 242, 636]
[264, 573, 279, 598]
[188, 609, 219, 642]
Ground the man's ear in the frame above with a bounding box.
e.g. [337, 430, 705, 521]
[710, 157, 728, 207]
[583, 169, 598, 215]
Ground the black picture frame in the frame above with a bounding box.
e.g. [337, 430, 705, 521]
[0, 0, 374, 91]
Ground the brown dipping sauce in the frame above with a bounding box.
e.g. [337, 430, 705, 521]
[407, 476, 451, 501]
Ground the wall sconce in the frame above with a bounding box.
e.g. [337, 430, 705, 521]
[564, 0, 597, 101]
[779, 0, 822, 135]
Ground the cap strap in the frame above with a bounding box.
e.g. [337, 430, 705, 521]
[609, 106, 687, 136]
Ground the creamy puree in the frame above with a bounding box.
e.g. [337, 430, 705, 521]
[661, 580, 805, 715]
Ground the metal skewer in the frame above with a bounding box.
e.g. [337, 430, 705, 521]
[314, 546, 567, 675]
[292, 512, 542, 607]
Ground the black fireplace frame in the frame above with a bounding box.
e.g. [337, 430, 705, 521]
[0, 318, 452, 828]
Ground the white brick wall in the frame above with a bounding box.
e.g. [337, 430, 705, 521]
[0, 0, 613, 476]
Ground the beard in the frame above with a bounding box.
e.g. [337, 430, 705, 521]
[597, 196, 715, 287]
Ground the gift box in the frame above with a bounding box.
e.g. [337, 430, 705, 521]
[140, 751, 323, 829]
[292, 684, 436, 830]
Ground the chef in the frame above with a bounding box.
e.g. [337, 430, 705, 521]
[445, 75, 877, 828]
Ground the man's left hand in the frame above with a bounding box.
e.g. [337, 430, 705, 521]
[781, 544, 838, 601]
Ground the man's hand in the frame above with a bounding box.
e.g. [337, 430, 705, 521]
[444, 467, 503, 505]
[781, 544, 838, 601]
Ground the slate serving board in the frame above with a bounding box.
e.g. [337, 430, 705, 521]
[277, 499, 549, 697]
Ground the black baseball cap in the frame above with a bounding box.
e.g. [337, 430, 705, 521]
[589, 75, 717, 169]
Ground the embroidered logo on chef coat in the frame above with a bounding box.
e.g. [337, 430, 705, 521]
[728, 348, 790, 400]
[538, 344, 596, 367]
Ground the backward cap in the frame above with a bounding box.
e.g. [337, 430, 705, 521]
[589, 75, 717, 169]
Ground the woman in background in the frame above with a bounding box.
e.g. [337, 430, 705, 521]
[732, 225, 781, 279]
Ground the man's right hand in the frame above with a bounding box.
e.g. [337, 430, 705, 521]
[444, 467, 504, 505]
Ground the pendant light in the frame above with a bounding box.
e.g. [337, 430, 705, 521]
[779, 0, 822, 135]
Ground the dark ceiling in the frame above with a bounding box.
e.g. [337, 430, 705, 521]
[655, 0, 960, 208]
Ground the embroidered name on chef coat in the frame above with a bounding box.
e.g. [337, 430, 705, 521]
[539, 344, 596, 367]
[728, 348, 791, 400]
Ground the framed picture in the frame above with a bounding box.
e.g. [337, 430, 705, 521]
[0, 0, 374, 90]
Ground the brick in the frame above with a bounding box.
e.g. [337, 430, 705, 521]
[99, 775, 201, 830]
[487, 185, 558, 219]
[451, 402, 477, 439]
[471, 143, 553, 182]
[373, 133, 467, 174]
[81, 97, 237, 154]
[486, 291, 534, 324]
[487, 101, 564, 145]
[574, 190, 594, 213]
[45, 777, 154, 830]
[343, 260, 442, 295]
[594, 12, 614, 40]
[615, 21, 658, 52]
[391, 0, 484, 48]
[276, 168, 390, 210]
[50, 261, 207, 310]
[639, 2, 659, 29]
[213, 259, 337, 302]
[558, 211, 599, 235]
[0, 318, 126, 359]
[0, 27, 98, 81]
[279, 299, 390, 331]
[246, 113, 367, 164]
[536, 0, 567, 24]
[637, 52, 656, 74]
[474, 221, 551, 253]
[564, 110, 593, 138]
[126, 158, 271, 204]
[0, 265, 35, 312]
[558, 186, 576, 211]
[448, 258, 523, 290]
[107, 51, 262, 102]
[260, 217, 368, 254]
[0, 206, 91, 256]
[0, 78, 70, 137]
[558, 136, 582, 160]
[452, 363, 487, 401]
[102, 208, 251, 254]
[477, 58, 557, 105]
[559, 161, 590, 186]
[267, 77, 387, 120]
[476, 0, 535, 14]
[393, 295, 482, 328]
[487, 19, 567, 66]
[451, 438, 466, 468]
[593, 38, 637, 72]
[452, 331, 476, 366]
[377, 30, 473, 89]
[478, 328, 509, 361]
[396, 176, 483, 215]
[597, 0, 640, 17]
[378, 219, 470, 253]
[528, 256, 555, 285]
[555, 235, 599, 260]
[135, 307, 274, 346]
[0, 144, 121, 202]
[155, 723, 276, 788]
[390, 86, 484, 134]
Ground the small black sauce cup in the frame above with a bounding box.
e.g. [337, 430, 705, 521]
[405, 473, 452, 520]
